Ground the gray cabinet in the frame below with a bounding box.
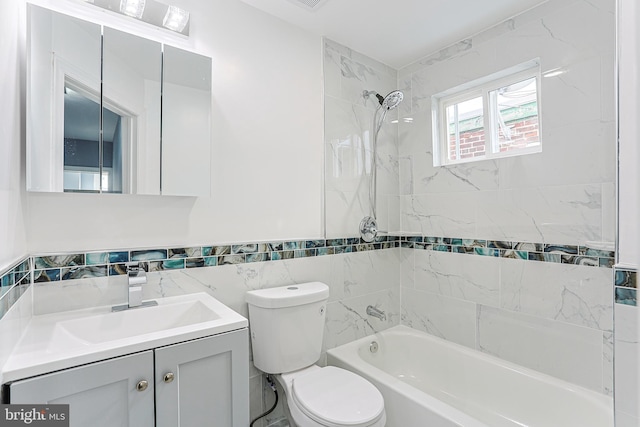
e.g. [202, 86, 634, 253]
[155, 330, 249, 427]
[7, 329, 249, 427]
[10, 351, 155, 427]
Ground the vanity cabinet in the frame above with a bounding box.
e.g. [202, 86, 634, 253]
[155, 329, 249, 427]
[9, 351, 155, 426]
[6, 329, 249, 427]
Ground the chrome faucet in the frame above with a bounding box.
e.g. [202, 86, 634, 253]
[112, 263, 157, 312]
[127, 263, 146, 308]
[366, 305, 386, 321]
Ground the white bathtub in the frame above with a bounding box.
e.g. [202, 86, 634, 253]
[326, 325, 613, 427]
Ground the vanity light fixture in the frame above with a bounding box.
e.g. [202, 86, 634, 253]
[82, 0, 190, 35]
[119, 0, 146, 19]
[163, 5, 189, 32]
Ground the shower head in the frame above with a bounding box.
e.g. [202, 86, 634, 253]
[363, 90, 404, 110]
[380, 90, 404, 110]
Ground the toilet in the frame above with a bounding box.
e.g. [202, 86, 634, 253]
[246, 282, 386, 427]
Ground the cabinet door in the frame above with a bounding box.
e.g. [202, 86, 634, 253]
[9, 351, 154, 427]
[155, 329, 249, 427]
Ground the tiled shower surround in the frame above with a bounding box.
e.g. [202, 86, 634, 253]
[323, 0, 617, 403]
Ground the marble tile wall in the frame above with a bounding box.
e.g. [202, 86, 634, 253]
[401, 248, 613, 394]
[396, 0, 616, 397]
[324, 39, 401, 238]
[398, 0, 615, 245]
[15, 241, 402, 427]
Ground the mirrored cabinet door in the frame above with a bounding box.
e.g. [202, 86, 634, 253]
[103, 28, 162, 195]
[162, 46, 212, 197]
[26, 5, 212, 197]
[28, 5, 102, 193]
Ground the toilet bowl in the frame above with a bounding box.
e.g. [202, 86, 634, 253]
[245, 282, 387, 427]
[276, 365, 386, 427]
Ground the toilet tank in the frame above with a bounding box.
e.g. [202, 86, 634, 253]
[245, 282, 329, 374]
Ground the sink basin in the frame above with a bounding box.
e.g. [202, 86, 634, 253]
[56, 298, 221, 344]
[2, 292, 248, 383]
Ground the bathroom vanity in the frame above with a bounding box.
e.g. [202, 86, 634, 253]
[1, 293, 249, 427]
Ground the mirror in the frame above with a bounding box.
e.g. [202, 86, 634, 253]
[161, 46, 212, 196]
[27, 5, 211, 196]
[103, 27, 162, 195]
[27, 5, 102, 193]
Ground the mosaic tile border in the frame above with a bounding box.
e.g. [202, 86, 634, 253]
[0, 235, 621, 319]
[0, 257, 32, 320]
[400, 237, 615, 268]
[29, 236, 614, 284]
[614, 267, 637, 307]
[31, 236, 402, 283]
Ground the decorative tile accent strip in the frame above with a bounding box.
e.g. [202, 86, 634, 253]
[403, 236, 615, 269]
[34, 254, 84, 269]
[614, 267, 637, 307]
[1, 235, 617, 318]
[0, 257, 32, 321]
[615, 288, 637, 306]
[21, 237, 618, 286]
[25, 236, 401, 283]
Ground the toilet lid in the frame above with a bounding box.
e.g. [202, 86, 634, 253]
[292, 366, 384, 427]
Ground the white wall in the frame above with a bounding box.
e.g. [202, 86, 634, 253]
[616, 0, 640, 425]
[0, 0, 28, 270]
[618, 0, 639, 268]
[25, 0, 324, 253]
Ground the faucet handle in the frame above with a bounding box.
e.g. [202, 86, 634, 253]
[126, 262, 147, 276]
[126, 262, 147, 287]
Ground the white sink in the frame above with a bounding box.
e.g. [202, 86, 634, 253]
[2, 293, 248, 383]
[56, 298, 221, 344]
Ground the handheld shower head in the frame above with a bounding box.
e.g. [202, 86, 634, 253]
[380, 90, 404, 110]
[363, 89, 404, 110]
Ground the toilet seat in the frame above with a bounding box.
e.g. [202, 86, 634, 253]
[291, 366, 385, 427]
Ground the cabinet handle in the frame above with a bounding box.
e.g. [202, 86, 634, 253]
[163, 372, 175, 383]
[136, 380, 149, 392]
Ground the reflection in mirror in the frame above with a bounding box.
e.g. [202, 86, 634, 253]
[103, 27, 162, 195]
[27, 5, 102, 192]
[62, 82, 127, 193]
[63, 82, 101, 192]
[162, 46, 212, 196]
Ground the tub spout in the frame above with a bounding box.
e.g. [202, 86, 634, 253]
[366, 305, 386, 321]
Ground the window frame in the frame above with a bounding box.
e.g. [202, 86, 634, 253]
[432, 60, 542, 166]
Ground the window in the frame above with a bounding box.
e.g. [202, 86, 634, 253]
[432, 60, 541, 166]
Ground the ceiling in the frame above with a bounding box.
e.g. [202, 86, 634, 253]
[238, 0, 549, 69]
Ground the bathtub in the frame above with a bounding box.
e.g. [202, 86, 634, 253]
[326, 325, 613, 427]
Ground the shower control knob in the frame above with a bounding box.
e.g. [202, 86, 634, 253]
[136, 380, 149, 392]
[163, 372, 175, 383]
